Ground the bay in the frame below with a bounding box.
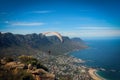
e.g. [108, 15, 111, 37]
[70, 38, 120, 80]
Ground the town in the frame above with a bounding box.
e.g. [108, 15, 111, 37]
[34, 52, 93, 80]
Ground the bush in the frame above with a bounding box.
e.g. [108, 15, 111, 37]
[18, 55, 49, 71]
[20, 70, 34, 80]
[0, 69, 34, 80]
[18, 55, 37, 65]
[3, 57, 14, 62]
[36, 62, 49, 71]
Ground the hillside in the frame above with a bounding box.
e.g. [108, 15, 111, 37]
[0, 55, 92, 80]
[0, 32, 87, 57]
[0, 55, 55, 80]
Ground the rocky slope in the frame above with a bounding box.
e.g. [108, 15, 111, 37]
[0, 55, 55, 80]
[0, 32, 87, 57]
[0, 55, 92, 80]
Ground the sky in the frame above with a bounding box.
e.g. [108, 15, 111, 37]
[0, 0, 120, 39]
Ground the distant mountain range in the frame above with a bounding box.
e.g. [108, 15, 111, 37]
[0, 32, 87, 57]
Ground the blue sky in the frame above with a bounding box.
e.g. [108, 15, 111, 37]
[0, 0, 120, 38]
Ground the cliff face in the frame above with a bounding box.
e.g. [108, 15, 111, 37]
[0, 32, 87, 57]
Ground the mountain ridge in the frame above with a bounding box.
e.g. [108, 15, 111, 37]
[0, 32, 87, 57]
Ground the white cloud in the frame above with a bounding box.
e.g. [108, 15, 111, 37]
[11, 22, 44, 26]
[3, 21, 45, 26]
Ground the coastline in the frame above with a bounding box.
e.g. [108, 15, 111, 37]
[88, 68, 106, 80]
[67, 49, 106, 80]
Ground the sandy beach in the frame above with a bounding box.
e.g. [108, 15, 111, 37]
[88, 68, 105, 80]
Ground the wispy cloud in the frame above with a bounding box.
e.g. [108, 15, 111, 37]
[4, 21, 9, 24]
[11, 22, 44, 26]
[4, 21, 45, 26]
[80, 30, 120, 37]
[30, 10, 52, 14]
[75, 27, 115, 30]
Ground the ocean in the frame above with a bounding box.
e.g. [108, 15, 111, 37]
[70, 37, 120, 80]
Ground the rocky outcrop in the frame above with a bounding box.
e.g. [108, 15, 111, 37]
[28, 69, 55, 80]
[0, 57, 55, 80]
[4, 62, 25, 70]
[27, 64, 55, 80]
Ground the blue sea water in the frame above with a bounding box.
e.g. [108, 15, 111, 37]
[70, 38, 120, 80]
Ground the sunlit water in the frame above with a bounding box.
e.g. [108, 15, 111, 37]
[70, 38, 120, 80]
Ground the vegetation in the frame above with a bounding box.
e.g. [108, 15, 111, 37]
[0, 53, 92, 80]
[18, 55, 48, 71]
[0, 70, 34, 80]
[0, 64, 34, 80]
[18, 55, 38, 65]
[2, 56, 14, 62]
[0, 55, 52, 80]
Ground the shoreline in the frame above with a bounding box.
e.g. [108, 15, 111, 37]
[88, 68, 106, 80]
[67, 50, 106, 80]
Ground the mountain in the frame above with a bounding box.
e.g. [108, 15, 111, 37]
[0, 32, 87, 57]
[71, 38, 87, 46]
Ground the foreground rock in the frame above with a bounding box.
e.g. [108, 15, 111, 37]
[0, 56, 55, 80]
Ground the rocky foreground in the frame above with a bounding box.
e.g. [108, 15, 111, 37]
[0, 54, 93, 80]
